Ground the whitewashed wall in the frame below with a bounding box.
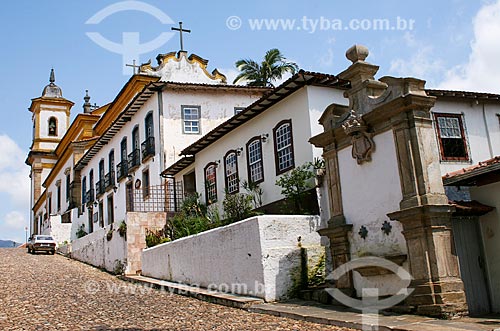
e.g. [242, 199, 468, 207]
[141, 215, 323, 301]
[470, 182, 500, 313]
[175, 86, 347, 216]
[162, 89, 263, 167]
[41, 215, 71, 245]
[45, 155, 74, 217]
[432, 100, 500, 175]
[70, 223, 127, 273]
[337, 130, 408, 296]
[75, 96, 160, 234]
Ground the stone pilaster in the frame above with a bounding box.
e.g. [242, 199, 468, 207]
[319, 223, 353, 293]
[388, 205, 468, 317]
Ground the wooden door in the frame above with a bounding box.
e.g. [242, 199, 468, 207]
[452, 216, 490, 315]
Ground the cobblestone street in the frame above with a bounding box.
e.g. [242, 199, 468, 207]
[0, 249, 353, 330]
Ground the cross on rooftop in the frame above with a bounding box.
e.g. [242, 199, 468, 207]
[171, 21, 191, 52]
[125, 60, 141, 75]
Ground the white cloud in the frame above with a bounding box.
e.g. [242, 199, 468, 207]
[218, 67, 245, 85]
[388, 32, 444, 85]
[0, 134, 30, 208]
[0, 211, 27, 243]
[438, 0, 500, 92]
[0, 134, 30, 242]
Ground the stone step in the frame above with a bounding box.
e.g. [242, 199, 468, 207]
[120, 275, 264, 309]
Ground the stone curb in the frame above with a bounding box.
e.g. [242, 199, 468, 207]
[120, 275, 264, 309]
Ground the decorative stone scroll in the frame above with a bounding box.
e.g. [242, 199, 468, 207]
[342, 110, 375, 164]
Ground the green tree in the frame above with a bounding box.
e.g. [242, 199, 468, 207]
[233, 49, 299, 87]
[275, 163, 315, 213]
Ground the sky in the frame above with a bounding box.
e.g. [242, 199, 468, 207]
[0, 0, 499, 242]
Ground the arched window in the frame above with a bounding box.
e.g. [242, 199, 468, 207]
[246, 137, 264, 184]
[273, 119, 294, 174]
[145, 112, 154, 138]
[224, 151, 239, 194]
[48, 117, 57, 136]
[204, 163, 218, 204]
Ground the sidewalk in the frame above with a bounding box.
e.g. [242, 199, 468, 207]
[123, 275, 500, 331]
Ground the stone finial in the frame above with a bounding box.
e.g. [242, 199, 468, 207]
[346, 45, 369, 63]
[83, 90, 92, 113]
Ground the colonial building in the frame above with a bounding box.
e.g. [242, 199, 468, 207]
[27, 45, 500, 317]
[27, 51, 268, 266]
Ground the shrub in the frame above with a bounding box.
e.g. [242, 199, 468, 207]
[167, 193, 221, 241]
[118, 221, 127, 237]
[76, 224, 87, 239]
[222, 191, 256, 224]
[275, 163, 315, 214]
[145, 228, 170, 248]
[242, 180, 264, 209]
[106, 229, 113, 241]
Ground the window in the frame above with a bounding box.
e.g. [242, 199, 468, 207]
[132, 126, 140, 151]
[48, 117, 57, 136]
[224, 151, 239, 194]
[182, 106, 201, 134]
[142, 169, 150, 198]
[82, 176, 87, 211]
[273, 119, 295, 174]
[145, 112, 154, 138]
[204, 163, 217, 204]
[56, 183, 61, 212]
[109, 150, 115, 174]
[246, 137, 264, 184]
[120, 138, 127, 162]
[434, 113, 469, 161]
[234, 107, 245, 115]
[66, 173, 71, 202]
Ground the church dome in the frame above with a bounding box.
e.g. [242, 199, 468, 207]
[42, 69, 63, 98]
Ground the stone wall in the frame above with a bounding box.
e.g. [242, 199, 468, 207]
[141, 215, 324, 301]
[67, 211, 166, 274]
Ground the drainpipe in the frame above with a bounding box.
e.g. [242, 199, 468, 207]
[481, 101, 494, 158]
[156, 88, 165, 181]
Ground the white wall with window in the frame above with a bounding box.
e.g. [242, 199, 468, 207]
[431, 100, 500, 175]
[173, 86, 347, 216]
[162, 88, 266, 167]
[74, 96, 161, 235]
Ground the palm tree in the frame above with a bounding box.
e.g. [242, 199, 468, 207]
[233, 49, 299, 87]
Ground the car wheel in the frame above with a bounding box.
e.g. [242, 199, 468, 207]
[27, 247, 31, 254]
[50, 250, 55, 255]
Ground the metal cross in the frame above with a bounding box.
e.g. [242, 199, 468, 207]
[171, 21, 191, 52]
[125, 60, 141, 75]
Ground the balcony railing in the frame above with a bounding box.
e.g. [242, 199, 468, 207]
[85, 189, 95, 204]
[117, 162, 128, 181]
[128, 149, 141, 172]
[104, 171, 115, 191]
[141, 136, 155, 161]
[96, 180, 105, 197]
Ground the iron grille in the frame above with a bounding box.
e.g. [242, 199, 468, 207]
[104, 171, 115, 191]
[126, 182, 184, 213]
[117, 162, 128, 181]
[128, 149, 141, 172]
[96, 180, 105, 197]
[141, 136, 155, 160]
[85, 189, 95, 204]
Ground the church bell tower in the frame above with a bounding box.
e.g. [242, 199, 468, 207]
[26, 69, 74, 234]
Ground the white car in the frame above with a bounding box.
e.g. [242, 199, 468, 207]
[27, 235, 57, 255]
